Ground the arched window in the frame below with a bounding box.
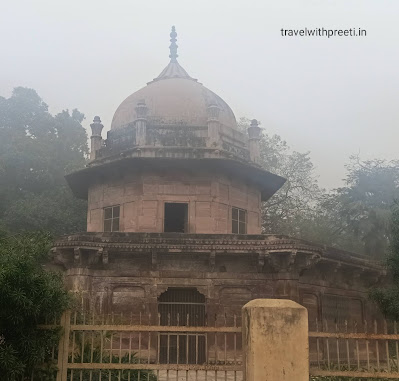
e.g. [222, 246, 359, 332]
[158, 288, 206, 364]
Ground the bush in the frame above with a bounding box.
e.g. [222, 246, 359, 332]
[0, 232, 71, 380]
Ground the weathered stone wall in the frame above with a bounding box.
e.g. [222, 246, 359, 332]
[87, 169, 261, 234]
[64, 261, 372, 327]
[54, 232, 383, 330]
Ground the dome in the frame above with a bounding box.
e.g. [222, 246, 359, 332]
[111, 78, 237, 130]
[111, 27, 237, 130]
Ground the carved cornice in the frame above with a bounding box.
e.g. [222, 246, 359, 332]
[54, 241, 322, 256]
[264, 250, 321, 274]
[52, 233, 383, 275]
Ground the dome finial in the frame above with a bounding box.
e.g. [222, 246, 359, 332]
[149, 26, 197, 83]
[169, 26, 178, 62]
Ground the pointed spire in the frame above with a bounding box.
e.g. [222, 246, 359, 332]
[169, 26, 178, 63]
[148, 26, 198, 84]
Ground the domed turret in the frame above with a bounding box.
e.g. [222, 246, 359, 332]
[66, 27, 286, 235]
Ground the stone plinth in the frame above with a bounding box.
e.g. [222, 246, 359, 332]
[242, 299, 309, 381]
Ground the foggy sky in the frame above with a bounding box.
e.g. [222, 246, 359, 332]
[1, 0, 398, 189]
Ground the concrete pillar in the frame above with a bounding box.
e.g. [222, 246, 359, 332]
[89, 116, 104, 160]
[207, 104, 221, 147]
[242, 299, 309, 381]
[135, 100, 148, 146]
[247, 119, 261, 164]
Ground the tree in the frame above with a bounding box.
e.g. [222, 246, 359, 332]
[370, 200, 399, 320]
[299, 192, 365, 254]
[0, 232, 71, 380]
[238, 118, 322, 237]
[322, 157, 399, 257]
[239, 118, 399, 257]
[0, 87, 88, 235]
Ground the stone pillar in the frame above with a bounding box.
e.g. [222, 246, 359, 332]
[90, 116, 104, 160]
[242, 299, 309, 381]
[135, 100, 148, 146]
[247, 119, 261, 164]
[207, 104, 221, 147]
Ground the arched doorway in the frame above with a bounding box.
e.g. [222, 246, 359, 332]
[158, 288, 206, 364]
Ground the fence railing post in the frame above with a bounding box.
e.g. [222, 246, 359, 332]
[242, 299, 309, 381]
[56, 310, 71, 381]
